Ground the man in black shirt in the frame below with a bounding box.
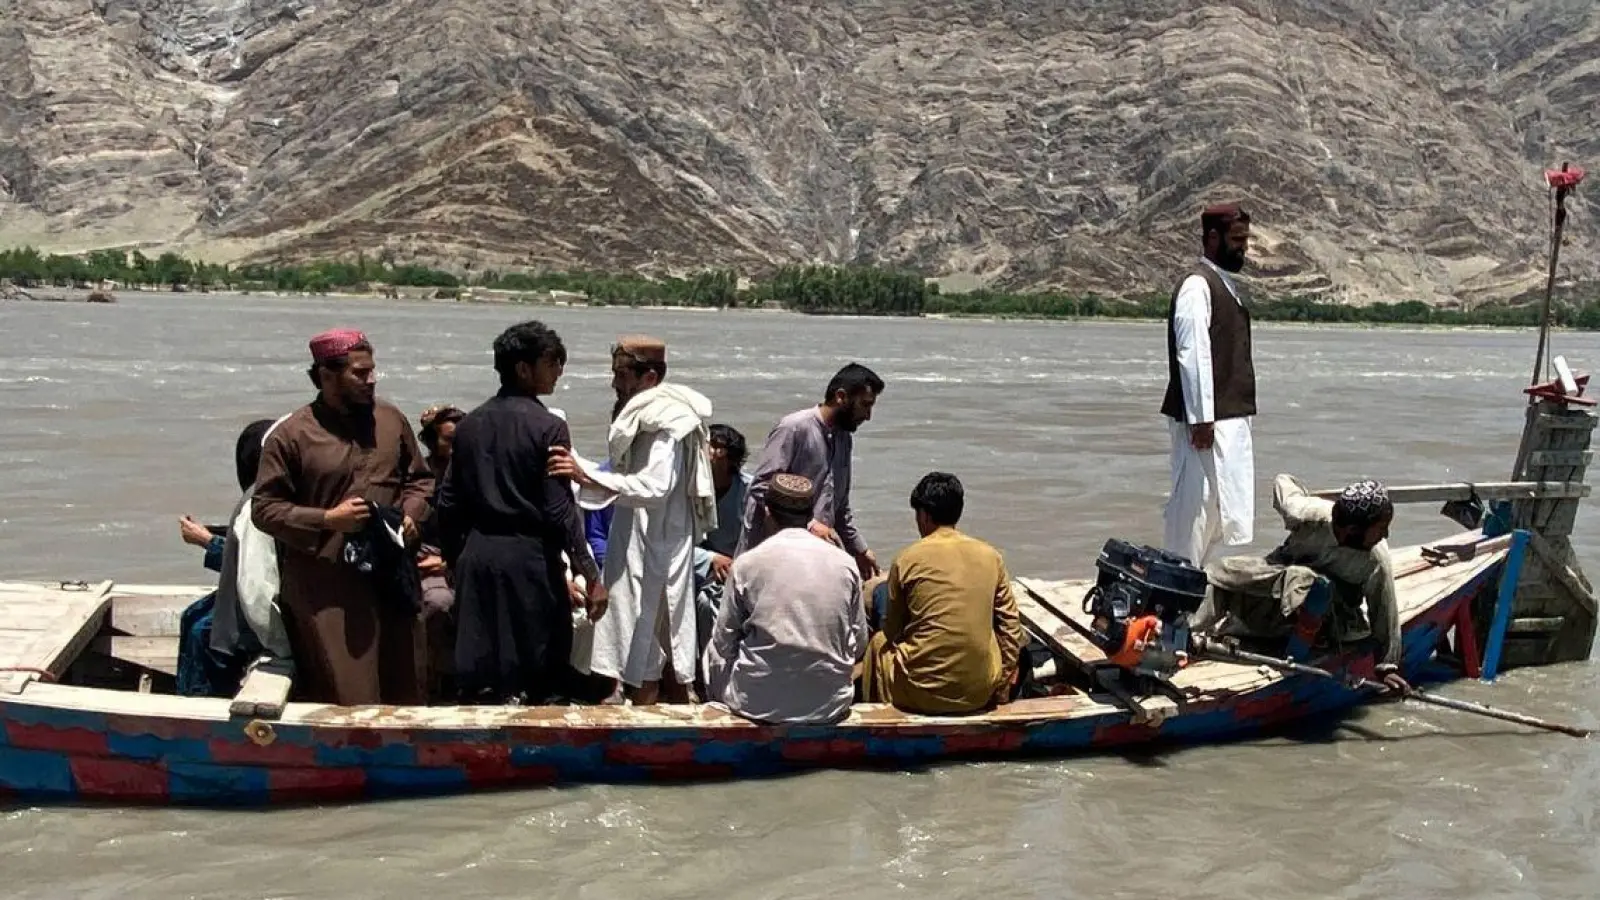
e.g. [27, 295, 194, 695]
[435, 321, 607, 704]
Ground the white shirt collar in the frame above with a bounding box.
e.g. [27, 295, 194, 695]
[1198, 257, 1242, 303]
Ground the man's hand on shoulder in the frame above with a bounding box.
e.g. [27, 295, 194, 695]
[547, 446, 594, 486]
[807, 519, 841, 547]
[854, 548, 880, 580]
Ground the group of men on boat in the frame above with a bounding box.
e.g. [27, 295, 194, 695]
[176, 200, 1409, 720]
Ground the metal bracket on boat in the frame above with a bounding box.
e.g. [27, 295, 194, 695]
[1421, 541, 1480, 567]
[243, 720, 277, 747]
[1088, 663, 1185, 726]
[1440, 485, 1485, 531]
[57, 580, 89, 591]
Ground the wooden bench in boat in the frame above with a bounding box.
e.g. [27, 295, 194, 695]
[0, 581, 115, 694]
[230, 663, 293, 719]
[3, 582, 296, 718]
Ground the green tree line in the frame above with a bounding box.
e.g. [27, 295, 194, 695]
[751, 265, 928, 315]
[5, 244, 1599, 328]
[923, 290, 1600, 329]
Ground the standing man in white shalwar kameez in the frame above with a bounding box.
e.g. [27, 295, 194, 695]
[548, 336, 717, 706]
[1160, 202, 1257, 566]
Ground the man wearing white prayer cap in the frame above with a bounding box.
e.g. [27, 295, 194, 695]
[1191, 474, 1408, 694]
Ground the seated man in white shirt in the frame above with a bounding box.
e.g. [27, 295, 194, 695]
[702, 473, 868, 725]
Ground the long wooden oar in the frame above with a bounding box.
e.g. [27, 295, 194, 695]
[1191, 638, 1592, 739]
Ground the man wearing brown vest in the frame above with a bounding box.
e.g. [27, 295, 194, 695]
[1159, 203, 1256, 566]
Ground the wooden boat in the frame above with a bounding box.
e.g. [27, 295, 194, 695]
[0, 526, 1524, 806]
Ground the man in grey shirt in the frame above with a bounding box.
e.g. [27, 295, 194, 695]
[703, 473, 867, 725]
[736, 362, 884, 579]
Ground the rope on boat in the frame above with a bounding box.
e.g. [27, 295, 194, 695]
[0, 667, 56, 682]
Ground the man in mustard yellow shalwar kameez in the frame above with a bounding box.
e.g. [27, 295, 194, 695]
[862, 472, 1024, 714]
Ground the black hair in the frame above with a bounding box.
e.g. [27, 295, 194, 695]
[493, 320, 567, 388]
[767, 503, 811, 530]
[420, 407, 466, 454]
[910, 471, 964, 527]
[708, 423, 748, 469]
[823, 362, 885, 403]
[304, 339, 373, 389]
[235, 418, 277, 491]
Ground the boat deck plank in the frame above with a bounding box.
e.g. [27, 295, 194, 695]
[0, 581, 115, 693]
[1012, 577, 1102, 663]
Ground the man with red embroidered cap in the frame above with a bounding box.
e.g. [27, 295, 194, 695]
[1159, 201, 1257, 567]
[252, 328, 435, 705]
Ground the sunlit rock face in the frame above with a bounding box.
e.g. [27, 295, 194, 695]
[2, 0, 1595, 301]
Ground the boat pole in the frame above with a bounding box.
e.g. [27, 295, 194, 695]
[1190, 637, 1592, 739]
[1529, 162, 1585, 390]
[1395, 689, 1591, 738]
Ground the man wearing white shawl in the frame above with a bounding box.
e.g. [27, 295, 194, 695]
[548, 335, 716, 705]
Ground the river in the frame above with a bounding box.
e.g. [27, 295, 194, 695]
[1, 293, 1596, 898]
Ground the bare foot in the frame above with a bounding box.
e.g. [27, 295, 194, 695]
[629, 680, 661, 706]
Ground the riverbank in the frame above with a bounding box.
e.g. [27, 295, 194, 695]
[4, 245, 1598, 329]
[11, 282, 1598, 333]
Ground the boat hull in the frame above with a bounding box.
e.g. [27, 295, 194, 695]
[0, 546, 1506, 806]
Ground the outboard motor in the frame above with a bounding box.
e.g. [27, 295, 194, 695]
[1081, 539, 1208, 686]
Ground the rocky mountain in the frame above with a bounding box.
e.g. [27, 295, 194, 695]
[2, 0, 1597, 302]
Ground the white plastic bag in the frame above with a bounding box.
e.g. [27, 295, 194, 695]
[567, 564, 594, 673]
[231, 495, 293, 659]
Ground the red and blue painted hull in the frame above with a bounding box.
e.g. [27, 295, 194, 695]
[0, 552, 1506, 807]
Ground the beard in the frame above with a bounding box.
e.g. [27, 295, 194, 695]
[344, 384, 376, 409]
[1215, 246, 1246, 273]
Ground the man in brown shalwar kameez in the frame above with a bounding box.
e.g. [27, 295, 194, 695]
[252, 328, 434, 705]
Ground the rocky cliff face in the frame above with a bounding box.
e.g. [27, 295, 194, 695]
[2, 0, 1596, 302]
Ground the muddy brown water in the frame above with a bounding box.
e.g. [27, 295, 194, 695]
[1, 294, 1596, 899]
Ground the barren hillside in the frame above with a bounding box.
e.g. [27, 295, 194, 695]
[1, 0, 1596, 302]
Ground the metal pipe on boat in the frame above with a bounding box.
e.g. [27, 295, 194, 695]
[1530, 162, 1585, 389]
[1189, 637, 1592, 739]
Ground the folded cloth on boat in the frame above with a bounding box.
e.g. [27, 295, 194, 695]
[342, 501, 422, 613]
